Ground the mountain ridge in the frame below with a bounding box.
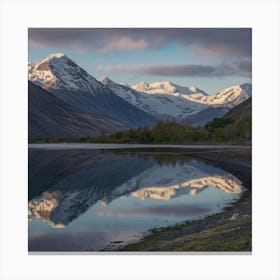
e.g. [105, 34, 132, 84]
[28, 54, 157, 129]
[28, 81, 124, 139]
[28, 53, 251, 139]
[99, 76, 251, 125]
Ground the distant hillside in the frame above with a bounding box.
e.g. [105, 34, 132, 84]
[76, 98, 252, 144]
[28, 82, 124, 140]
[204, 97, 252, 142]
[99, 76, 251, 126]
[224, 97, 252, 120]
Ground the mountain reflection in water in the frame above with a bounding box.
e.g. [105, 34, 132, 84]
[28, 149, 242, 251]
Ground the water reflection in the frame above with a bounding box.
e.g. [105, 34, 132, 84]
[28, 149, 242, 251]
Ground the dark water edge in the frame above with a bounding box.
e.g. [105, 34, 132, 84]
[120, 149, 252, 252]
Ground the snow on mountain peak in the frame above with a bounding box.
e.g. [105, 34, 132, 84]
[132, 80, 207, 96]
[184, 84, 251, 108]
[39, 53, 67, 66]
[28, 54, 104, 94]
[149, 81, 177, 93]
[120, 82, 131, 87]
[43, 53, 66, 60]
[132, 81, 150, 92]
[132, 80, 177, 94]
[99, 77, 131, 88]
[98, 76, 114, 85]
[189, 86, 198, 92]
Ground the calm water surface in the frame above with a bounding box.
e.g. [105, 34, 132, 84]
[28, 148, 243, 251]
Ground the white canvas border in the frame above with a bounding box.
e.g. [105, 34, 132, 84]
[1, 0, 280, 279]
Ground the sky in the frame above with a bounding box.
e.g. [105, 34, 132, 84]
[28, 28, 252, 95]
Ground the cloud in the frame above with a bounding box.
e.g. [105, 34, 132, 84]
[97, 64, 214, 77]
[99, 37, 148, 52]
[29, 28, 251, 58]
[96, 60, 251, 77]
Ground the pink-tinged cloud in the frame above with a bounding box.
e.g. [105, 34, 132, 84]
[96, 60, 251, 77]
[28, 28, 251, 58]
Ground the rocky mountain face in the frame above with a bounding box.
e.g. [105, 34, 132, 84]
[28, 54, 157, 131]
[28, 81, 124, 139]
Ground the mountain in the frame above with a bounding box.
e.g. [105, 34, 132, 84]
[185, 83, 251, 108]
[224, 96, 252, 120]
[28, 54, 157, 128]
[204, 97, 252, 142]
[223, 97, 252, 141]
[131, 80, 208, 96]
[99, 77, 251, 125]
[28, 81, 124, 139]
[132, 81, 251, 108]
[180, 85, 251, 125]
[99, 77, 209, 121]
[181, 107, 229, 126]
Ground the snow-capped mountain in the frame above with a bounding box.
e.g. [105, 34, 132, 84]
[132, 80, 207, 96]
[29, 53, 109, 93]
[99, 77, 251, 124]
[99, 77, 209, 121]
[28, 53, 251, 131]
[185, 83, 251, 108]
[28, 54, 157, 129]
[132, 80, 251, 109]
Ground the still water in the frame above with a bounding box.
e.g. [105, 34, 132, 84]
[28, 148, 242, 251]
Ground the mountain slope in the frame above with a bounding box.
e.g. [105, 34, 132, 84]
[99, 77, 209, 121]
[28, 54, 157, 128]
[132, 80, 208, 96]
[185, 83, 251, 108]
[181, 84, 251, 126]
[131, 80, 250, 109]
[204, 97, 252, 141]
[224, 97, 252, 140]
[28, 81, 124, 139]
[99, 77, 251, 125]
[181, 107, 229, 126]
[224, 96, 252, 120]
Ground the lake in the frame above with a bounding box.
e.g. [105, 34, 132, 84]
[28, 145, 244, 252]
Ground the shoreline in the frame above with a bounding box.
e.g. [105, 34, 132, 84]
[28, 143, 251, 150]
[119, 149, 252, 252]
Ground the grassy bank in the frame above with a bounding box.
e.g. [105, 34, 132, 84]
[121, 149, 252, 252]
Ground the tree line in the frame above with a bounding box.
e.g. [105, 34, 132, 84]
[30, 110, 251, 144]
[77, 116, 251, 144]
